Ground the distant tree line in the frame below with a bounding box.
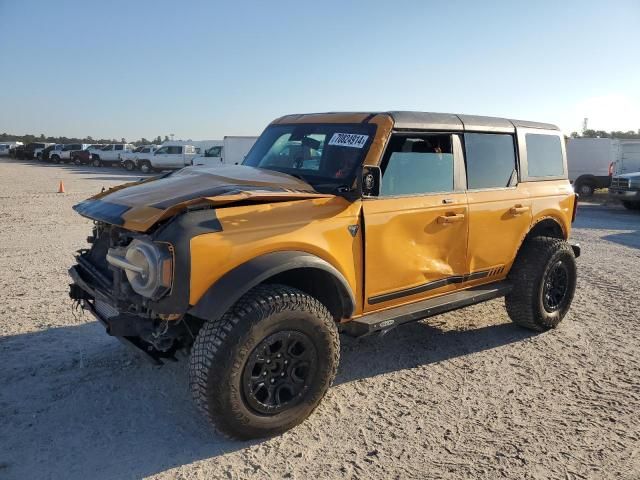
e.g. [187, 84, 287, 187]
[0, 132, 172, 146]
[570, 129, 640, 139]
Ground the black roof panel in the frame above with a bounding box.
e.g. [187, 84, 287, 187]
[389, 111, 558, 132]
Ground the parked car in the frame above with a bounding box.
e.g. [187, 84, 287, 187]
[609, 173, 640, 210]
[191, 136, 258, 167]
[69, 144, 105, 165]
[69, 110, 580, 440]
[40, 144, 64, 161]
[0, 142, 23, 156]
[14, 142, 52, 160]
[120, 145, 158, 171]
[137, 144, 198, 173]
[49, 144, 89, 163]
[90, 144, 135, 167]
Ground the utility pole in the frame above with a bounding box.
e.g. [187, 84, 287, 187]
[582, 118, 588, 134]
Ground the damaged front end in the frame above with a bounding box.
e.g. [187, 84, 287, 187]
[69, 220, 203, 364]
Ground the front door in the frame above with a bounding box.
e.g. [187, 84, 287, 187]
[363, 132, 469, 312]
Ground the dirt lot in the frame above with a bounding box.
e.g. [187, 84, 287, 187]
[1, 157, 639, 480]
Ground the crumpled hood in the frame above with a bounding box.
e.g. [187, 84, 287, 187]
[73, 165, 332, 231]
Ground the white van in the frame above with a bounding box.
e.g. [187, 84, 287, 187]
[191, 136, 258, 167]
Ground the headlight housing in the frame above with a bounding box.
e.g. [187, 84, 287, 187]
[106, 238, 173, 299]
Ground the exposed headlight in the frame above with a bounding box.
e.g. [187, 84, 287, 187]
[106, 239, 173, 299]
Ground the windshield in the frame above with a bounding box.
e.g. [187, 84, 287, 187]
[242, 123, 376, 189]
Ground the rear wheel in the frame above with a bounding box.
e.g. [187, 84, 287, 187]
[123, 160, 135, 171]
[73, 156, 82, 165]
[189, 284, 339, 439]
[622, 201, 640, 211]
[575, 182, 594, 197]
[92, 156, 102, 167]
[505, 237, 577, 331]
[51, 154, 60, 164]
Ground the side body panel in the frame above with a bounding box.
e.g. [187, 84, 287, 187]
[362, 193, 468, 311]
[189, 197, 365, 314]
[465, 185, 532, 282]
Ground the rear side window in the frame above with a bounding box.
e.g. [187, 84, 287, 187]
[381, 134, 454, 196]
[464, 133, 516, 189]
[167, 146, 182, 154]
[526, 133, 564, 177]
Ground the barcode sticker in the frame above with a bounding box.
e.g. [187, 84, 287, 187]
[328, 133, 369, 149]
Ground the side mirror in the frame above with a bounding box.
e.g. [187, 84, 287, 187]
[359, 165, 381, 197]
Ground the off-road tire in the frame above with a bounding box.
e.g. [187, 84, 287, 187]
[51, 154, 60, 164]
[505, 237, 577, 331]
[189, 284, 340, 440]
[622, 201, 640, 211]
[123, 160, 135, 171]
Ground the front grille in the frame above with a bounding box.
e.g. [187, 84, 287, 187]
[610, 177, 630, 190]
[95, 299, 119, 319]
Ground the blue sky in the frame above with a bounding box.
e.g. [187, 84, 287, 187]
[1, 0, 638, 140]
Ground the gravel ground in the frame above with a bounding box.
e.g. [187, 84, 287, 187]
[1, 157, 639, 480]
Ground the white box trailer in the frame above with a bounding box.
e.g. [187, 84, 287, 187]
[192, 136, 258, 167]
[566, 138, 640, 196]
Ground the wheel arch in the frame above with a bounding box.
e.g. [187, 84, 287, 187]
[510, 216, 568, 268]
[188, 251, 356, 323]
[574, 174, 598, 185]
[525, 216, 567, 241]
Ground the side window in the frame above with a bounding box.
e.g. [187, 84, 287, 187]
[115, 145, 124, 151]
[155, 146, 168, 154]
[525, 133, 564, 177]
[167, 146, 182, 154]
[464, 133, 516, 189]
[207, 146, 222, 157]
[380, 134, 454, 196]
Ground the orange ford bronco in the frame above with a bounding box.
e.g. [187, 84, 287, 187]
[69, 112, 580, 439]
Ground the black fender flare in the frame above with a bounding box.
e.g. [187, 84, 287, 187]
[188, 251, 356, 322]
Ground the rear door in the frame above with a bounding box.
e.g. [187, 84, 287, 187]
[363, 132, 468, 312]
[463, 131, 531, 281]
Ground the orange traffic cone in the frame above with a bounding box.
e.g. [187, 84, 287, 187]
[57, 181, 65, 193]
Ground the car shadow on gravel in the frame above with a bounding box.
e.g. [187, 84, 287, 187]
[336, 320, 537, 385]
[0, 318, 538, 479]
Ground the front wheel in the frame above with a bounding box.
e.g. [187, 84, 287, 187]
[505, 237, 577, 331]
[189, 284, 340, 439]
[51, 155, 60, 164]
[123, 160, 135, 171]
[92, 156, 102, 167]
[139, 161, 152, 173]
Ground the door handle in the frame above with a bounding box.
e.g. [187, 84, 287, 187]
[509, 205, 529, 215]
[437, 213, 465, 224]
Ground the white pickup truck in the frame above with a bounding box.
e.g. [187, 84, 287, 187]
[90, 144, 135, 167]
[120, 145, 158, 171]
[191, 136, 258, 167]
[137, 144, 198, 173]
[51, 143, 91, 163]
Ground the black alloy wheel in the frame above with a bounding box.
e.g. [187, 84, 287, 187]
[242, 330, 318, 415]
[542, 260, 570, 312]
